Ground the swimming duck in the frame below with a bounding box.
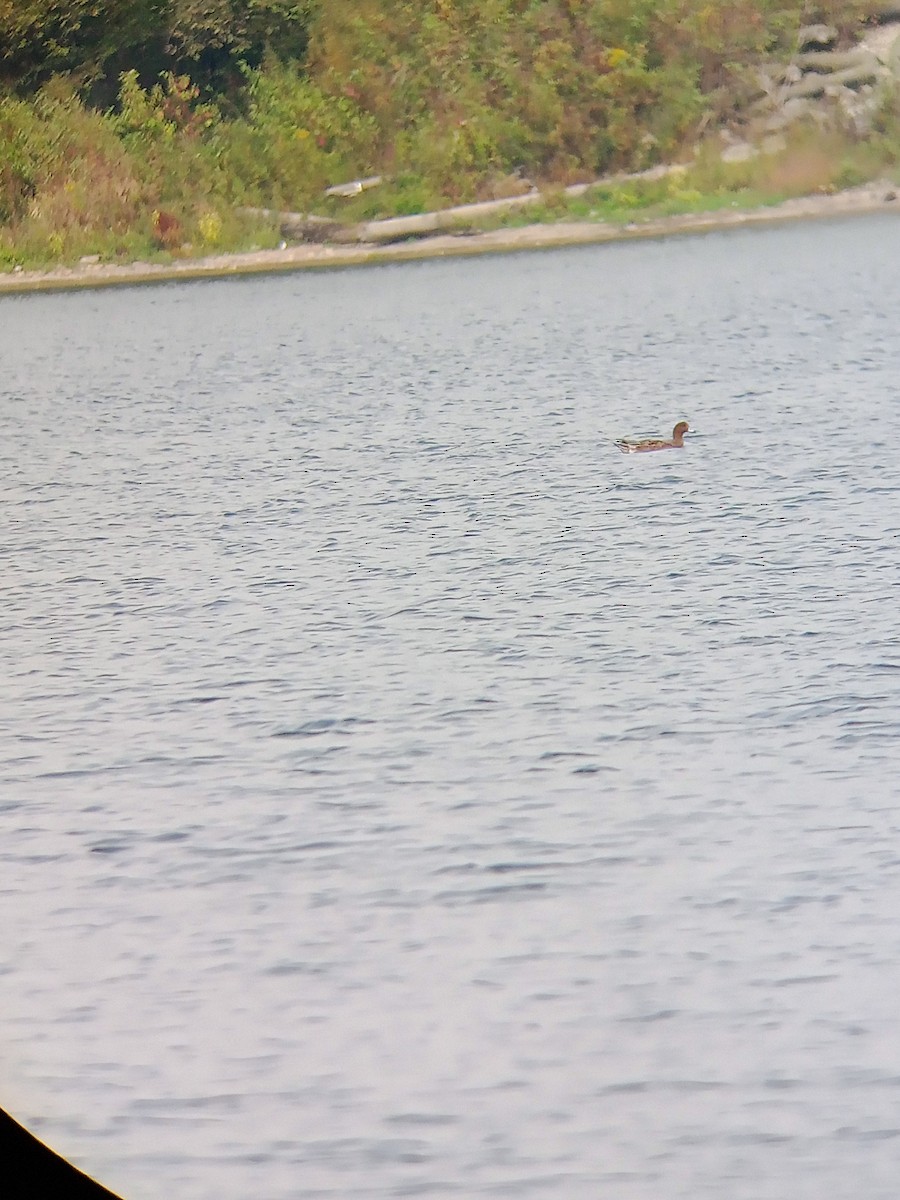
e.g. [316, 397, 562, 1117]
[615, 421, 691, 454]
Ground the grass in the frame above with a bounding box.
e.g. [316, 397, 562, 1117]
[2, 72, 899, 275]
[454, 124, 900, 237]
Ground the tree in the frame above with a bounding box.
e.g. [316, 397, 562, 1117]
[0, 0, 167, 92]
[0, 0, 313, 98]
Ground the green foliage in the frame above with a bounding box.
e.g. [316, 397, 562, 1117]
[165, 0, 314, 96]
[115, 68, 218, 144]
[0, 0, 314, 99]
[0, 93, 53, 222]
[304, 0, 764, 194]
[219, 62, 377, 208]
[798, 0, 874, 39]
[1, 0, 898, 270]
[168, 0, 313, 63]
[0, 78, 145, 257]
[0, 0, 167, 92]
[0, 71, 278, 266]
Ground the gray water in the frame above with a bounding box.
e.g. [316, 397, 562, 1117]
[3, 214, 900, 1200]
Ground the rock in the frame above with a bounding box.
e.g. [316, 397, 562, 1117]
[755, 62, 801, 89]
[486, 172, 535, 200]
[782, 96, 828, 123]
[868, 3, 900, 22]
[235, 206, 349, 244]
[721, 140, 758, 163]
[797, 24, 837, 51]
[859, 22, 900, 63]
[837, 85, 878, 135]
[782, 74, 829, 99]
[759, 109, 790, 133]
[78, 254, 101, 265]
[795, 48, 880, 73]
[783, 61, 881, 98]
[279, 214, 347, 242]
[833, 61, 884, 88]
[754, 64, 783, 97]
[763, 95, 831, 129]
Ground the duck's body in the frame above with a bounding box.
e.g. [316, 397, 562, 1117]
[615, 421, 691, 454]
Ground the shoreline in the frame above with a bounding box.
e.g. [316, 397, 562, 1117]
[1, 181, 897, 295]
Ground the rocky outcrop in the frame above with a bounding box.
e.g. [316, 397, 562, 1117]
[793, 48, 880, 75]
[796, 23, 838, 51]
[782, 57, 880, 100]
[736, 11, 900, 146]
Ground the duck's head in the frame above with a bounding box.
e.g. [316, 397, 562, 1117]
[673, 421, 690, 440]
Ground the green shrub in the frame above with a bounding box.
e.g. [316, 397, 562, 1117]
[2, 0, 899, 269]
[218, 62, 377, 209]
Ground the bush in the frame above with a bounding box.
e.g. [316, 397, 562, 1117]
[1, 0, 898, 268]
[217, 62, 377, 209]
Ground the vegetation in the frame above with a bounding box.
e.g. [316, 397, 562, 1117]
[0, 0, 897, 269]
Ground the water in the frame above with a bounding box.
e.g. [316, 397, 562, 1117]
[3, 214, 900, 1200]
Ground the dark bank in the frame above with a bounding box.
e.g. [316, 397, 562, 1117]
[0, 1107, 124, 1200]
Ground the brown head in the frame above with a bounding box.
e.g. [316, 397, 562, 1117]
[672, 421, 690, 444]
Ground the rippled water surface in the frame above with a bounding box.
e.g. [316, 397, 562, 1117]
[3, 215, 900, 1200]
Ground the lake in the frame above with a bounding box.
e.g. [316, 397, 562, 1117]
[3, 213, 900, 1200]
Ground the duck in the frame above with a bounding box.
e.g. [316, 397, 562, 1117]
[615, 421, 691, 454]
